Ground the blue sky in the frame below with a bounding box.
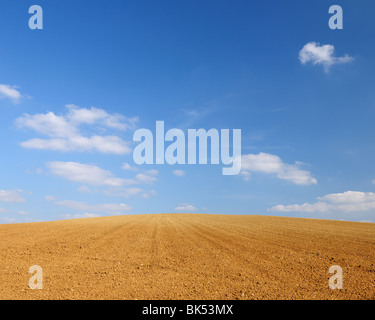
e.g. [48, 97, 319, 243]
[1, 0, 375, 223]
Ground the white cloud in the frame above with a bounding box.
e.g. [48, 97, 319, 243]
[175, 204, 198, 212]
[0, 217, 18, 224]
[241, 153, 317, 185]
[0, 189, 26, 202]
[66, 104, 138, 130]
[121, 162, 139, 171]
[319, 191, 374, 204]
[0, 84, 22, 103]
[299, 42, 353, 72]
[47, 161, 158, 202]
[0, 208, 9, 213]
[20, 136, 131, 154]
[47, 161, 126, 187]
[269, 202, 330, 213]
[16, 105, 137, 154]
[173, 169, 185, 177]
[55, 200, 132, 214]
[17, 111, 77, 138]
[47, 161, 157, 201]
[269, 191, 375, 213]
[61, 213, 102, 220]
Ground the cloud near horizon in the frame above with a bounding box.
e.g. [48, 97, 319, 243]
[269, 191, 375, 213]
[174, 204, 198, 212]
[55, 200, 132, 215]
[61, 213, 102, 219]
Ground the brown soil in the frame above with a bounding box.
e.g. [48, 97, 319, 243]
[0, 214, 374, 300]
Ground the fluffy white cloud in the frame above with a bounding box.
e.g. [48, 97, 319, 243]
[173, 169, 185, 177]
[47, 161, 158, 194]
[17, 111, 78, 138]
[47, 161, 126, 187]
[55, 200, 131, 214]
[241, 153, 317, 185]
[20, 135, 131, 154]
[0, 189, 26, 202]
[16, 105, 137, 154]
[66, 104, 136, 130]
[269, 191, 375, 213]
[299, 42, 353, 72]
[175, 204, 198, 212]
[61, 213, 102, 220]
[0, 84, 22, 103]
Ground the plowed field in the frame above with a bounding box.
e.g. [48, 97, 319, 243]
[0, 214, 374, 300]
